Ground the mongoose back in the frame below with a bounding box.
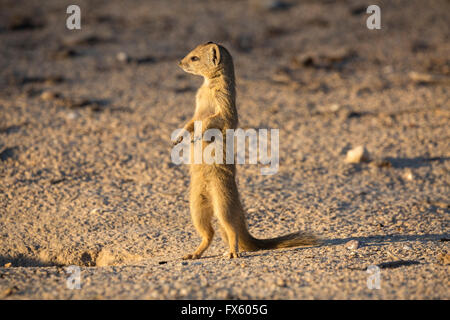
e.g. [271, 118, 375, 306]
[176, 42, 320, 259]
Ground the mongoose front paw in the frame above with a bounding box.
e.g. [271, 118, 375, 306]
[172, 136, 184, 146]
[182, 253, 201, 260]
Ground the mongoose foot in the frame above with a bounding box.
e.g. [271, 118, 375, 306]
[226, 252, 241, 259]
[182, 253, 201, 260]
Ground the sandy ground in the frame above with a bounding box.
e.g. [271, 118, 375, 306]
[0, 0, 449, 299]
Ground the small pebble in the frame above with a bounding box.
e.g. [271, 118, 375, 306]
[403, 170, 414, 181]
[345, 146, 370, 164]
[4, 262, 12, 268]
[90, 208, 102, 214]
[179, 288, 188, 296]
[329, 103, 340, 112]
[40, 91, 60, 101]
[345, 240, 359, 250]
[276, 278, 287, 287]
[116, 52, 129, 63]
[65, 111, 78, 120]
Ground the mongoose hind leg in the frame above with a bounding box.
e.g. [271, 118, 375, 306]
[219, 225, 232, 257]
[217, 219, 240, 259]
[183, 191, 214, 260]
[211, 186, 241, 259]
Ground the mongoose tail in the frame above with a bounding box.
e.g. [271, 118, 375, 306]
[239, 229, 322, 251]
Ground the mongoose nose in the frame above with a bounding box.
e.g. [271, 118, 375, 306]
[178, 60, 182, 66]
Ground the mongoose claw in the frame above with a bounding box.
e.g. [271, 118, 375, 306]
[182, 253, 200, 260]
[226, 252, 241, 259]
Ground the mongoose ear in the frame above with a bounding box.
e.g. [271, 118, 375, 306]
[211, 44, 221, 66]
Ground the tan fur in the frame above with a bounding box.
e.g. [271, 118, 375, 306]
[176, 42, 321, 259]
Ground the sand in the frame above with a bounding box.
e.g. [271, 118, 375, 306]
[0, 0, 448, 299]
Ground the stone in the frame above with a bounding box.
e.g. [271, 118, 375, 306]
[345, 145, 370, 163]
[345, 240, 359, 250]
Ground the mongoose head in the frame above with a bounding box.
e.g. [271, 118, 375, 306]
[178, 42, 233, 79]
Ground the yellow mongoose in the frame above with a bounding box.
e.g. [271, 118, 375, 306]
[175, 42, 320, 259]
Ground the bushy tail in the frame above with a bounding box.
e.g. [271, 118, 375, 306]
[238, 229, 322, 252]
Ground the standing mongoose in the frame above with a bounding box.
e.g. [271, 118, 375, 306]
[175, 42, 320, 259]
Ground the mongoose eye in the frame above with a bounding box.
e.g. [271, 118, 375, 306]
[190, 56, 199, 62]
